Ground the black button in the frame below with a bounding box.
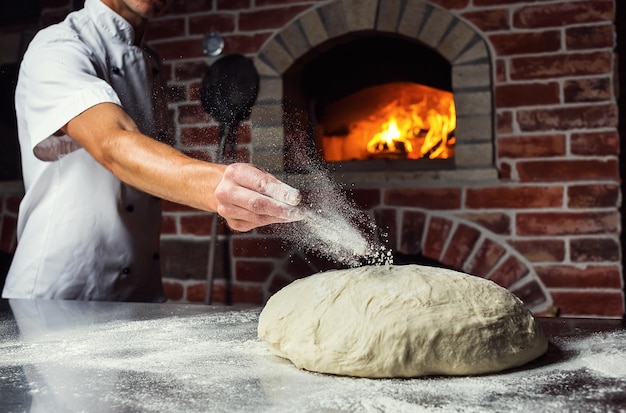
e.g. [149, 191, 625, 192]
[126, 205, 134, 212]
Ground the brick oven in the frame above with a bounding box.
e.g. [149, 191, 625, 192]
[156, 0, 623, 317]
[0, 0, 624, 318]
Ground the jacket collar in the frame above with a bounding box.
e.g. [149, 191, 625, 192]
[86, 0, 139, 46]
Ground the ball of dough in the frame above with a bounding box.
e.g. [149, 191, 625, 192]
[258, 264, 548, 378]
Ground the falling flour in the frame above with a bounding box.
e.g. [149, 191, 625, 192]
[275, 159, 392, 266]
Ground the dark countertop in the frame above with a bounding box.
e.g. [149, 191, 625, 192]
[0, 299, 624, 412]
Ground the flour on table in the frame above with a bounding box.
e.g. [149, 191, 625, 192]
[258, 264, 548, 378]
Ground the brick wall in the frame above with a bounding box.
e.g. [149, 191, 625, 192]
[0, 0, 623, 317]
[149, 0, 623, 317]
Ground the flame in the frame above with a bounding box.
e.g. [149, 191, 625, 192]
[366, 118, 413, 154]
[320, 82, 456, 162]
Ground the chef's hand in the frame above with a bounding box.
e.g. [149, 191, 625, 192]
[215, 163, 304, 232]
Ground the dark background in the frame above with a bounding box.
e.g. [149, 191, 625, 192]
[616, 1, 625, 308]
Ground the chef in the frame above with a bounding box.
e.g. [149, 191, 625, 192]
[2, 0, 303, 301]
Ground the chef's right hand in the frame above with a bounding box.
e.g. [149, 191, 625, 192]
[215, 163, 304, 232]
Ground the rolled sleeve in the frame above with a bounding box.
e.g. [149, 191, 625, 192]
[16, 32, 122, 160]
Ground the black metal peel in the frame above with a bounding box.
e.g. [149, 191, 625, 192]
[199, 54, 259, 304]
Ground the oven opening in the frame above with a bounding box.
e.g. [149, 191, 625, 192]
[283, 33, 455, 173]
[318, 81, 456, 162]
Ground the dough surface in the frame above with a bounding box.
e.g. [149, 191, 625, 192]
[258, 264, 548, 378]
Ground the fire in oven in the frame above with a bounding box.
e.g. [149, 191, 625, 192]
[284, 33, 456, 172]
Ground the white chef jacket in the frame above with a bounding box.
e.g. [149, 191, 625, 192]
[2, 0, 170, 301]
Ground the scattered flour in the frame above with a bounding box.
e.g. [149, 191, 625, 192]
[275, 160, 392, 267]
[1, 306, 624, 413]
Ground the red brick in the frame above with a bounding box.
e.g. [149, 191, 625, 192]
[375, 209, 399, 252]
[441, 224, 480, 269]
[236, 124, 252, 145]
[186, 282, 206, 302]
[428, 0, 469, 9]
[566, 24, 615, 50]
[165, 0, 212, 14]
[510, 52, 612, 80]
[162, 238, 224, 280]
[516, 159, 619, 182]
[497, 111, 513, 134]
[230, 146, 250, 163]
[235, 260, 274, 282]
[459, 213, 511, 235]
[497, 134, 566, 158]
[187, 82, 201, 102]
[513, 1, 614, 29]
[516, 212, 619, 236]
[174, 61, 208, 81]
[162, 200, 200, 212]
[161, 62, 174, 82]
[536, 265, 622, 289]
[152, 38, 206, 60]
[160, 215, 177, 234]
[423, 216, 453, 261]
[517, 100, 618, 132]
[187, 280, 243, 304]
[189, 14, 236, 35]
[217, 0, 251, 10]
[180, 214, 215, 236]
[510, 280, 549, 309]
[256, 0, 314, 7]
[462, 9, 509, 32]
[352, 189, 381, 210]
[239, 6, 310, 31]
[466, 238, 506, 277]
[473, 0, 535, 4]
[490, 31, 560, 56]
[179, 126, 220, 146]
[223, 33, 272, 55]
[167, 85, 187, 103]
[563, 78, 612, 103]
[178, 104, 210, 124]
[146, 17, 186, 41]
[163, 280, 185, 301]
[232, 283, 265, 305]
[570, 131, 619, 156]
[488, 255, 528, 289]
[465, 186, 563, 209]
[507, 239, 565, 262]
[210, 282, 231, 304]
[385, 188, 461, 210]
[550, 291, 624, 317]
[495, 59, 506, 82]
[498, 162, 512, 180]
[568, 184, 619, 208]
[570, 237, 620, 262]
[232, 237, 288, 258]
[181, 149, 214, 162]
[399, 210, 426, 254]
[495, 82, 560, 107]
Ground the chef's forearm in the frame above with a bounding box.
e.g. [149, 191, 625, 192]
[62, 102, 223, 212]
[103, 131, 225, 212]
